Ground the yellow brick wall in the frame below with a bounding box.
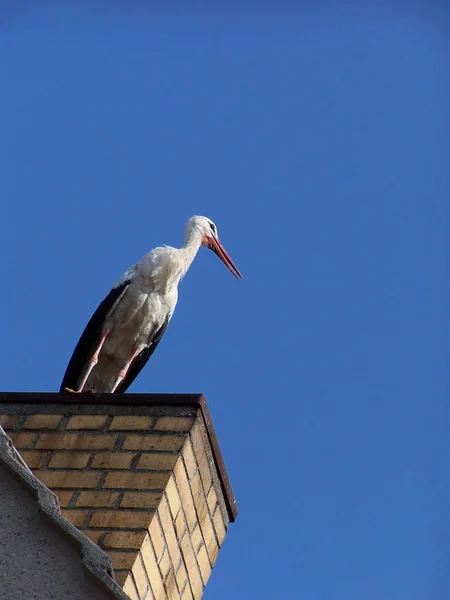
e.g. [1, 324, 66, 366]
[0, 406, 231, 600]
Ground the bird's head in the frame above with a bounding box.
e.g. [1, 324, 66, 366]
[185, 215, 243, 279]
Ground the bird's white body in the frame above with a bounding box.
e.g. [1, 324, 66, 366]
[86, 241, 200, 392]
[60, 216, 241, 394]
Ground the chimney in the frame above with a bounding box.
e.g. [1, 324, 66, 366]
[0, 393, 237, 600]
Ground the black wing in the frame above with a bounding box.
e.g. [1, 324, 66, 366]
[60, 280, 131, 393]
[115, 315, 171, 394]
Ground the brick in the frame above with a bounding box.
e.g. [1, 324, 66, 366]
[113, 571, 129, 586]
[196, 545, 211, 585]
[61, 509, 88, 527]
[190, 524, 203, 554]
[66, 415, 108, 430]
[180, 533, 203, 600]
[123, 434, 187, 452]
[132, 554, 151, 599]
[109, 551, 138, 570]
[190, 424, 212, 493]
[141, 535, 166, 600]
[174, 509, 187, 540]
[110, 416, 152, 431]
[158, 498, 181, 570]
[23, 415, 62, 429]
[54, 490, 75, 508]
[182, 441, 197, 481]
[122, 576, 140, 600]
[91, 452, 134, 469]
[181, 585, 194, 600]
[158, 547, 171, 579]
[8, 432, 35, 449]
[189, 472, 202, 503]
[165, 476, 181, 519]
[77, 491, 120, 508]
[136, 452, 179, 471]
[206, 486, 218, 515]
[148, 517, 165, 561]
[20, 450, 48, 469]
[103, 471, 171, 491]
[174, 459, 197, 532]
[212, 508, 226, 547]
[175, 562, 188, 594]
[154, 416, 195, 432]
[35, 433, 117, 450]
[83, 530, 103, 544]
[205, 533, 219, 566]
[103, 530, 147, 550]
[121, 491, 163, 509]
[193, 492, 208, 530]
[90, 510, 155, 529]
[48, 452, 90, 469]
[199, 511, 219, 566]
[0, 415, 19, 429]
[33, 470, 101, 489]
[164, 570, 178, 598]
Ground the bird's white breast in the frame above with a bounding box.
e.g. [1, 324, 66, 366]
[103, 249, 181, 358]
[85, 247, 182, 392]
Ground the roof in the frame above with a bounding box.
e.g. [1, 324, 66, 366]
[0, 425, 130, 600]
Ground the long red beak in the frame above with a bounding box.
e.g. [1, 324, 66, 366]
[209, 236, 243, 280]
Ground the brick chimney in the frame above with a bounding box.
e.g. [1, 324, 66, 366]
[0, 393, 237, 600]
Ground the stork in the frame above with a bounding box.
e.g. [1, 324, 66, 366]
[60, 215, 242, 394]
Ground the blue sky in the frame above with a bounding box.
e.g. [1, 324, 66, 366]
[1, 3, 449, 599]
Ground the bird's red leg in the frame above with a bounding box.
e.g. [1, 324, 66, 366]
[73, 330, 110, 393]
[110, 345, 144, 393]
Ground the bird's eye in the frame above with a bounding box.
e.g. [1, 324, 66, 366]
[210, 223, 216, 233]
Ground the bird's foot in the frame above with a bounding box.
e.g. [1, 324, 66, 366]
[64, 387, 96, 394]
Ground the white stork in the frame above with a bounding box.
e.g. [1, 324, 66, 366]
[60, 215, 242, 394]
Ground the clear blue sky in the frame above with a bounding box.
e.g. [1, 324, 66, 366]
[1, 3, 449, 599]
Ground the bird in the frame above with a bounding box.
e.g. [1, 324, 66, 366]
[60, 215, 242, 394]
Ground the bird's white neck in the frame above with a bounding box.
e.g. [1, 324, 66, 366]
[178, 230, 203, 278]
[138, 229, 204, 296]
